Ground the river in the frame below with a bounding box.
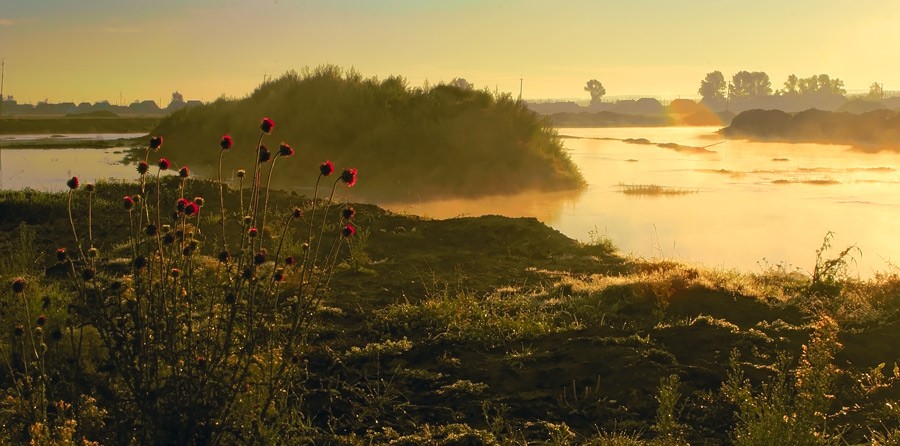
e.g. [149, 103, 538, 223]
[4, 128, 900, 276]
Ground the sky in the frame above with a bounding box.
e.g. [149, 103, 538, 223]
[1, 0, 899, 105]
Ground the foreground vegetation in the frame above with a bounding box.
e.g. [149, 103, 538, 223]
[5, 170, 900, 444]
[144, 66, 584, 202]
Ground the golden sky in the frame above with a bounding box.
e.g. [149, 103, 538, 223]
[1, 0, 898, 105]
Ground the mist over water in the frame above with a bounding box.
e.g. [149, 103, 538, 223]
[5, 128, 900, 276]
[380, 127, 900, 276]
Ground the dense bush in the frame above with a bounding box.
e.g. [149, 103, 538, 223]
[147, 66, 584, 202]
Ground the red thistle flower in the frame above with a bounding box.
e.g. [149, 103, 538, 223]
[292, 207, 302, 219]
[184, 202, 199, 216]
[14, 325, 24, 337]
[218, 250, 231, 263]
[248, 227, 258, 238]
[260, 117, 274, 134]
[85, 183, 95, 193]
[273, 268, 284, 282]
[137, 161, 149, 174]
[124, 196, 135, 210]
[145, 224, 158, 236]
[134, 255, 148, 269]
[36, 315, 47, 326]
[342, 206, 356, 220]
[279, 143, 294, 157]
[158, 158, 170, 170]
[341, 224, 355, 238]
[56, 248, 67, 262]
[285, 256, 295, 265]
[220, 134, 233, 150]
[170, 268, 181, 279]
[11, 277, 26, 293]
[193, 197, 205, 207]
[339, 168, 357, 187]
[319, 161, 334, 177]
[258, 145, 271, 164]
[66, 176, 79, 190]
[179, 166, 190, 178]
[149, 136, 163, 150]
[176, 198, 189, 212]
[197, 356, 207, 367]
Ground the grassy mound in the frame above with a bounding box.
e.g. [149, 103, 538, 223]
[146, 66, 585, 202]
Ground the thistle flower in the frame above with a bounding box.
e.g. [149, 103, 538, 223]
[319, 161, 334, 177]
[224, 293, 236, 305]
[110, 280, 123, 291]
[218, 250, 231, 263]
[176, 198, 189, 212]
[178, 166, 190, 178]
[248, 227, 258, 238]
[260, 117, 274, 134]
[158, 158, 170, 170]
[149, 136, 163, 150]
[85, 183, 95, 192]
[36, 315, 47, 326]
[220, 134, 233, 150]
[88, 247, 99, 258]
[11, 277, 26, 293]
[292, 207, 302, 219]
[273, 268, 284, 282]
[137, 161, 149, 174]
[341, 224, 355, 238]
[236, 169, 246, 179]
[67, 176, 79, 190]
[340, 168, 357, 187]
[123, 196, 135, 210]
[193, 197, 205, 207]
[56, 248, 67, 262]
[134, 255, 148, 269]
[242, 268, 254, 280]
[51, 329, 63, 341]
[278, 143, 294, 157]
[14, 325, 24, 337]
[285, 256, 295, 265]
[258, 145, 271, 163]
[184, 202, 199, 216]
[197, 356, 207, 367]
[170, 268, 181, 279]
[254, 249, 268, 265]
[243, 215, 252, 225]
[342, 206, 356, 220]
[82, 268, 95, 281]
[163, 233, 176, 245]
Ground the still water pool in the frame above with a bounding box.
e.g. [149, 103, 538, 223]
[378, 127, 900, 276]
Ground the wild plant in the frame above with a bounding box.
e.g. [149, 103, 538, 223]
[7, 117, 362, 445]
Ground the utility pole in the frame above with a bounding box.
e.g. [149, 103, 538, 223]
[518, 76, 523, 102]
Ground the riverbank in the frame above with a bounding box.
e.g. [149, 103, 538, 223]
[2, 180, 900, 444]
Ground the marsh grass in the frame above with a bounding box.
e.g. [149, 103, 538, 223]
[617, 183, 697, 196]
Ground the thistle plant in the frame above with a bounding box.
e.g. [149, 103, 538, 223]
[46, 118, 361, 445]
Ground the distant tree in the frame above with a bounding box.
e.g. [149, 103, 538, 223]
[584, 79, 606, 105]
[698, 71, 727, 102]
[797, 74, 846, 96]
[729, 71, 771, 100]
[170, 91, 185, 105]
[868, 82, 884, 100]
[780, 74, 799, 95]
[450, 77, 473, 90]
